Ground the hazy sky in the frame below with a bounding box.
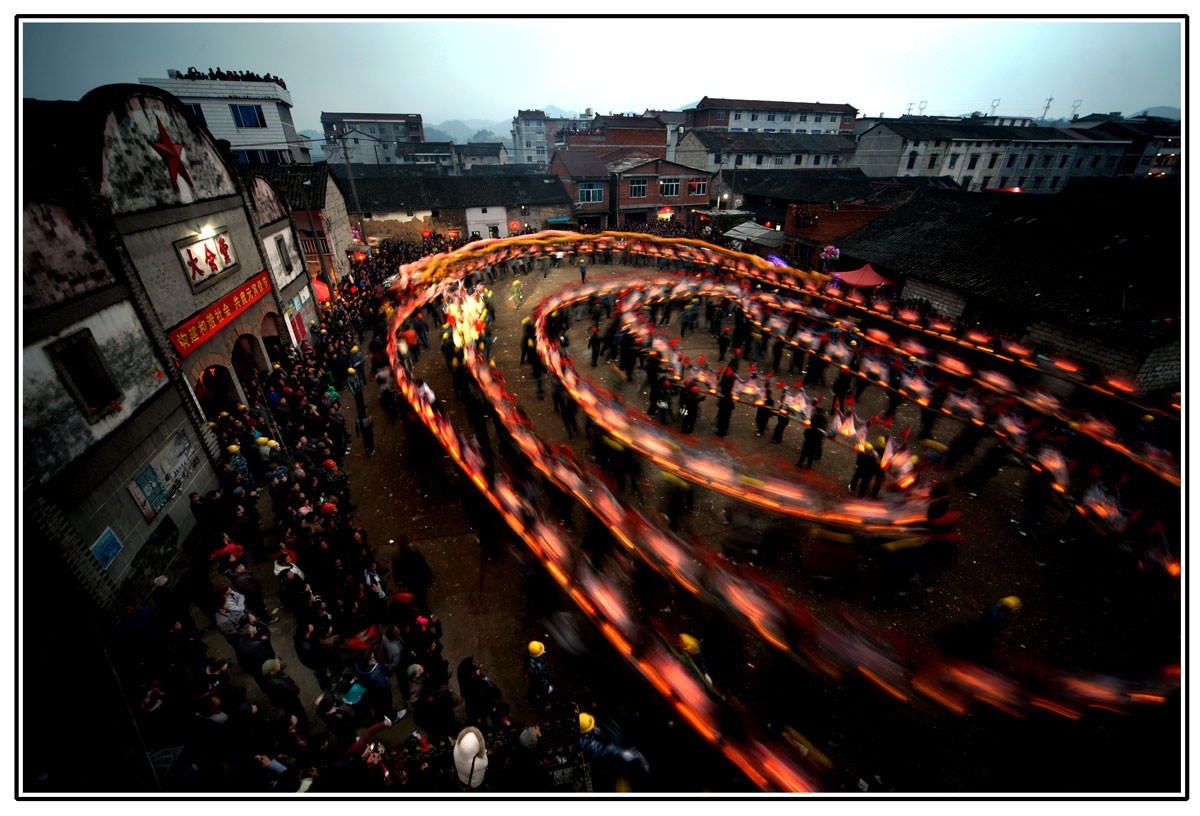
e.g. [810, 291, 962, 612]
[20, 17, 1183, 133]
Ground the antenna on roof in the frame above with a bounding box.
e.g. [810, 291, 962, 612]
[990, 98, 1001, 116]
[905, 102, 914, 115]
[1041, 93, 1055, 119]
[1071, 99, 1082, 119]
[917, 101, 927, 115]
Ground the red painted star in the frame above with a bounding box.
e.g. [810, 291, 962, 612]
[150, 115, 192, 191]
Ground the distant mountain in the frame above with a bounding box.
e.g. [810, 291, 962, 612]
[299, 129, 326, 160]
[543, 105, 578, 119]
[424, 126, 454, 143]
[428, 119, 513, 148]
[1138, 106, 1180, 120]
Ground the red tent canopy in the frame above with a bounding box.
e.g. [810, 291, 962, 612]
[312, 280, 332, 302]
[836, 263, 894, 288]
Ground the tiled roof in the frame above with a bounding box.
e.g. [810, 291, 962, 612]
[868, 120, 1129, 144]
[644, 109, 688, 125]
[240, 162, 335, 209]
[333, 173, 571, 211]
[718, 168, 872, 202]
[686, 130, 856, 154]
[552, 149, 611, 177]
[836, 178, 1181, 334]
[592, 114, 666, 130]
[694, 97, 858, 114]
[458, 143, 506, 157]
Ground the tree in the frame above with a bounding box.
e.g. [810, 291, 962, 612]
[470, 129, 499, 143]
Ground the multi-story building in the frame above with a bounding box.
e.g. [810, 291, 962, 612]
[320, 111, 425, 164]
[686, 96, 858, 135]
[457, 142, 509, 171]
[23, 82, 318, 614]
[846, 120, 1131, 193]
[1070, 115, 1181, 178]
[550, 148, 713, 230]
[139, 69, 310, 164]
[511, 109, 551, 165]
[674, 130, 857, 174]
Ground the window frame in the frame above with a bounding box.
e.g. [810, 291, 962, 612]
[577, 182, 604, 204]
[230, 104, 266, 129]
[659, 177, 680, 197]
[686, 177, 707, 196]
[629, 178, 648, 198]
[46, 329, 125, 423]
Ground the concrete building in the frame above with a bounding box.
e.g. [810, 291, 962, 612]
[685, 96, 858, 135]
[139, 70, 310, 164]
[320, 111, 425, 164]
[558, 114, 669, 159]
[550, 149, 712, 230]
[511, 109, 551, 166]
[1069, 115, 1182, 178]
[846, 120, 1131, 193]
[22, 82, 319, 612]
[458, 142, 509, 171]
[674, 130, 857, 174]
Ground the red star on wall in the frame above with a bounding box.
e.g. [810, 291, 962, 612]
[150, 115, 193, 191]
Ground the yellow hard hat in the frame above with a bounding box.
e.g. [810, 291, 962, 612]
[528, 641, 545, 657]
[226, 444, 240, 454]
[876, 436, 887, 448]
[680, 634, 701, 655]
[579, 713, 596, 734]
[237, 403, 246, 411]
[1141, 414, 1154, 423]
[207, 421, 216, 428]
[267, 440, 279, 448]
[218, 411, 230, 418]
[1000, 595, 1023, 611]
[347, 367, 356, 375]
[272, 363, 281, 370]
[351, 345, 359, 353]
[256, 437, 270, 446]
[863, 442, 875, 453]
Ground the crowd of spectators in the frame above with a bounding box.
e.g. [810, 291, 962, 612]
[174, 66, 287, 88]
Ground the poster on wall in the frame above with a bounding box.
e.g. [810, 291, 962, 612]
[175, 227, 239, 290]
[91, 527, 123, 570]
[126, 430, 202, 523]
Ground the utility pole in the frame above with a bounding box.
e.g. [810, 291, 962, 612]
[336, 128, 369, 249]
[905, 102, 914, 115]
[918, 101, 927, 116]
[1041, 94, 1055, 120]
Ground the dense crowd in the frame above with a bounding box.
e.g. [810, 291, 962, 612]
[174, 67, 287, 88]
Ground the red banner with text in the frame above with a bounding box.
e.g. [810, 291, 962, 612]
[168, 271, 272, 357]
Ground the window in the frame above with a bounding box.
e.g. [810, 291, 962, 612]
[763, 128, 775, 133]
[963, 176, 973, 189]
[783, 113, 792, 122]
[831, 155, 839, 165]
[687, 178, 707, 196]
[968, 154, 979, 170]
[578, 182, 604, 203]
[659, 177, 680, 196]
[1024, 155, 1034, 169]
[1051, 176, 1061, 190]
[773, 156, 785, 165]
[481, 207, 488, 213]
[750, 113, 758, 121]
[1059, 155, 1069, 169]
[730, 128, 743, 133]
[629, 178, 647, 197]
[1107, 155, 1118, 167]
[812, 155, 822, 165]
[815, 115, 823, 122]
[526, 156, 535, 163]
[767, 113, 776, 121]
[735, 155, 744, 166]
[353, 138, 359, 145]
[797, 114, 807, 122]
[755, 154, 764, 166]
[409, 123, 420, 131]
[1006, 154, 1017, 168]
[1075, 158, 1083, 168]
[934, 140, 943, 148]
[733, 112, 742, 120]
[988, 153, 999, 169]
[981, 176, 992, 188]
[188, 103, 207, 127]
[948, 154, 958, 169]
[716, 111, 726, 120]
[1090, 155, 1100, 168]
[489, 225, 500, 239]
[274, 236, 293, 273]
[230, 104, 266, 128]
[1017, 177, 1026, 187]
[536, 147, 545, 154]
[795, 155, 803, 165]
[928, 155, 939, 169]
[525, 140, 532, 148]
[810, 129, 821, 135]
[46, 329, 124, 422]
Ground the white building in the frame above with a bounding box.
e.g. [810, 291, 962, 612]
[322, 111, 425, 164]
[139, 71, 310, 164]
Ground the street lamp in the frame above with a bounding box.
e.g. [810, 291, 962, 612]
[717, 191, 730, 212]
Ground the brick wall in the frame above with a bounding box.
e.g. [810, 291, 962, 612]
[26, 492, 120, 611]
[1136, 339, 1181, 391]
[1025, 321, 1141, 377]
[900, 278, 967, 318]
